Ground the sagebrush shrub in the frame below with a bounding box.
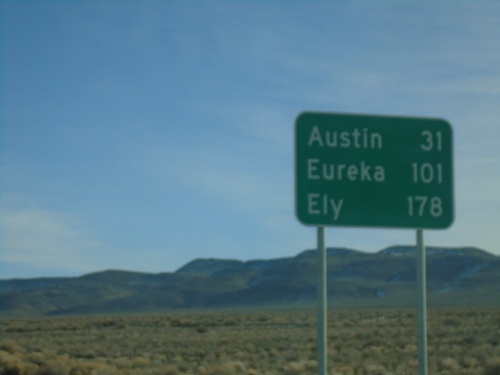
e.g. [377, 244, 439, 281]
[0, 308, 498, 375]
[283, 359, 316, 374]
[483, 357, 500, 375]
[0, 340, 22, 354]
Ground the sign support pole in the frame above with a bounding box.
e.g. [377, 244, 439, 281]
[416, 229, 428, 375]
[317, 226, 327, 375]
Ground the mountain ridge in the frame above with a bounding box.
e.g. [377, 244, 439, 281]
[1, 245, 499, 316]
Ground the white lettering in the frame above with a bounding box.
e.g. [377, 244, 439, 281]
[307, 159, 320, 180]
[307, 159, 385, 182]
[307, 126, 323, 147]
[338, 164, 346, 179]
[323, 163, 334, 180]
[371, 132, 383, 149]
[352, 128, 361, 148]
[326, 131, 337, 147]
[308, 194, 321, 214]
[347, 165, 358, 181]
[330, 198, 344, 220]
[340, 131, 350, 147]
[307, 193, 344, 220]
[360, 162, 371, 181]
[307, 127, 383, 149]
[373, 166, 385, 182]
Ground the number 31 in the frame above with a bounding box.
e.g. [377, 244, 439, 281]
[421, 131, 442, 152]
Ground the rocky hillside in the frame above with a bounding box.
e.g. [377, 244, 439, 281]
[1, 246, 499, 316]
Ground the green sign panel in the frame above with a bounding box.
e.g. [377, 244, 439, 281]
[295, 112, 454, 229]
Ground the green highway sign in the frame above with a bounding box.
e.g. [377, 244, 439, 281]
[295, 112, 454, 229]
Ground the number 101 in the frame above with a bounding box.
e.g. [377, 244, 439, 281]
[412, 163, 443, 184]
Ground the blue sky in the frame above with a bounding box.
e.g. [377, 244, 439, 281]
[1, 1, 499, 279]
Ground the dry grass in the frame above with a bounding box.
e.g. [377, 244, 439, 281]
[1, 307, 499, 374]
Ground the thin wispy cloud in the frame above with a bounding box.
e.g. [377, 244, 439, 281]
[0, 206, 99, 274]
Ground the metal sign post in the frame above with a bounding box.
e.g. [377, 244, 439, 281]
[317, 226, 327, 375]
[416, 229, 428, 375]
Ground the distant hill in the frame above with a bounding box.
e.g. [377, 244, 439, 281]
[1, 246, 499, 316]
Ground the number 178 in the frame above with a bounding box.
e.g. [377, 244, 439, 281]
[407, 196, 443, 217]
